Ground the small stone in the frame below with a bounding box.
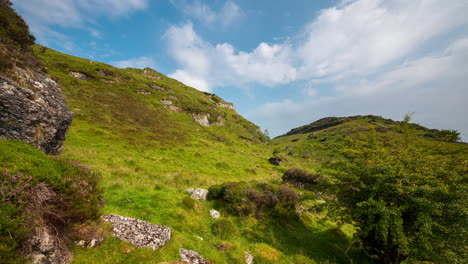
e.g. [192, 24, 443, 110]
[75, 240, 86, 247]
[190, 188, 209, 200]
[88, 239, 97, 248]
[209, 209, 220, 219]
[245, 251, 254, 264]
[268, 157, 282, 166]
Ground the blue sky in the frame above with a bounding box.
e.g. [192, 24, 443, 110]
[12, 0, 468, 139]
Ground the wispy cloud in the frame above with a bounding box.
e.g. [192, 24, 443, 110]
[111, 56, 156, 69]
[11, 0, 149, 48]
[170, 0, 242, 28]
[249, 37, 468, 138]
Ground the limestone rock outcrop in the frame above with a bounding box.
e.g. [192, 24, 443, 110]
[190, 188, 209, 200]
[0, 68, 72, 155]
[179, 248, 213, 264]
[102, 214, 171, 250]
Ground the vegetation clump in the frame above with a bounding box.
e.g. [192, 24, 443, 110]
[211, 219, 237, 239]
[0, 140, 102, 262]
[282, 168, 326, 188]
[208, 181, 299, 219]
[0, 0, 42, 76]
[330, 123, 467, 263]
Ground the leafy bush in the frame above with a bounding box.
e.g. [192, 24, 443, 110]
[211, 219, 237, 239]
[330, 125, 467, 263]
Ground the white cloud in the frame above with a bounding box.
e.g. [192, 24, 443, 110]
[303, 87, 318, 97]
[165, 0, 468, 138]
[297, 0, 468, 80]
[164, 23, 296, 91]
[170, 0, 241, 28]
[249, 37, 468, 139]
[11, 0, 149, 47]
[111, 56, 156, 69]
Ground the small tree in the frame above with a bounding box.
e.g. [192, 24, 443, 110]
[331, 123, 466, 263]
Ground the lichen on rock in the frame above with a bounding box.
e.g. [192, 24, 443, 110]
[0, 68, 72, 155]
[102, 214, 171, 250]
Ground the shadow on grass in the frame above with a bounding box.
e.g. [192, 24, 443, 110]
[245, 216, 372, 264]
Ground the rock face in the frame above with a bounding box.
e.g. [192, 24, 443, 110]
[216, 102, 236, 111]
[179, 248, 213, 264]
[102, 214, 171, 250]
[24, 183, 72, 264]
[192, 113, 225, 127]
[190, 188, 209, 200]
[0, 69, 72, 155]
[69, 71, 90, 80]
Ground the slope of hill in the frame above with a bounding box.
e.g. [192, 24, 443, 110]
[270, 115, 467, 172]
[1, 2, 465, 262]
[32, 47, 367, 263]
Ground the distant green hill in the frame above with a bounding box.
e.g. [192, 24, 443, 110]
[270, 115, 467, 172]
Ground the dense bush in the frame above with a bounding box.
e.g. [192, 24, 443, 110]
[208, 181, 299, 218]
[282, 168, 326, 188]
[330, 124, 467, 263]
[0, 0, 42, 75]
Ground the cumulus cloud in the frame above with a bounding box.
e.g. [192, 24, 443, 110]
[11, 0, 149, 46]
[111, 56, 156, 69]
[164, 23, 296, 91]
[170, 0, 241, 28]
[165, 0, 468, 138]
[249, 37, 468, 138]
[297, 0, 468, 80]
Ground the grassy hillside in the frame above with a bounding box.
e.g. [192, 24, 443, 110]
[270, 115, 467, 172]
[32, 47, 370, 263]
[3, 1, 464, 263]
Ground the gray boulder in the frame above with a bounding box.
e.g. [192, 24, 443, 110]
[209, 209, 220, 219]
[0, 69, 72, 155]
[179, 248, 213, 264]
[190, 188, 209, 200]
[102, 214, 171, 250]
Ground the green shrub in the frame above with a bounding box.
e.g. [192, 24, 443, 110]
[208, 181, 300, 219]
[211, 219, 237, 239]
[282, 168, 325, 188]
[331, 123, 467, 263]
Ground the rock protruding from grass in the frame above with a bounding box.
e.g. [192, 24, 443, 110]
[102, 214, 171, 250]
[190, 188, 208, 200]
[0, 68, 72, 155]
[179, 248, 213, 264]
[69, 71, 91, 80]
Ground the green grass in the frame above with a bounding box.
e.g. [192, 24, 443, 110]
[17, 46, 464, 263]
